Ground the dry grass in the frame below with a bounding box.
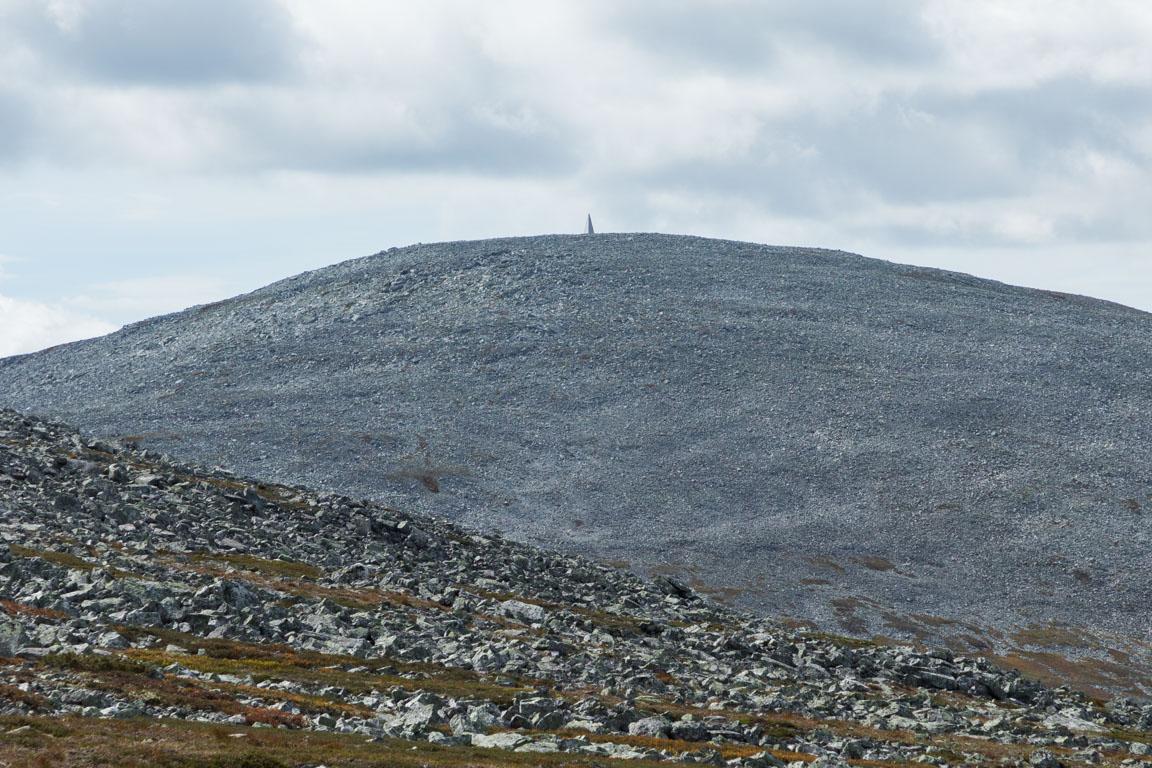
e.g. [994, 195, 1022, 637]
[181, 553, 324, 581]
[797, 631, 879, 650]
[805, 556, 846, 573]
[159, 556, 427, 614]
[907, 613, 963, 628]
[8, 544, 139, 579]
[0, 684, 49, 711]
[459, 584, 660, 636]
[9, 544, 99, 571]
[0, 715, 687, 768]
[853, 556, 896, 572]
[44, 653, 154, 675]
[1, 599, 70, 620]
[1012, 623, 1094, 649]
[39, 653, 310, 727]
[690, 584, 752, 604]
[114, 629, 535, 705]
[1, 626, 1144, 768]
[984, 649, 1152, 702]
[880, 612, 933, 639]
[25, 715, 1082, 768]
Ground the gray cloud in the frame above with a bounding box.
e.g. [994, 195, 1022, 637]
[0, 90, 31, 163]
[603, 2, 778, 72]
[855, 208, 1152, 250]
[662, 76, 1152, 217]
[808, 77, 1152, 237]
[607, 100, 1020, 217]
[217, 98, 579, 177]
[366, 118, 578, 177]
[620, 149, 849, 218]
[15, 0, 298, 85]
[1051, 211, 1152, 245]
[798, 98, 1025, 204]
[604, 0, 934, 72]
[297, 119, 578, 178]
[769, 0, 938, 64]
[0, 1, 1148, 263]
[920, 77, 1152, 170]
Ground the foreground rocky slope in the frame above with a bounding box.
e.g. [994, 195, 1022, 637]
[4, 408, 1152, 767]
[2, 234, 1152, 686]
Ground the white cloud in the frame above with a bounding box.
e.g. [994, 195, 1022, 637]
[0, 0, 1151, 324]
[0, 294, 117, 357]
[9, 0, 299, 85]
[0, 258, 230, 355]
[68, 275, 234, 317]
[923, 0, 1152, 88]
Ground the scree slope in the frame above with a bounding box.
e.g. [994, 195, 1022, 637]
[2, 234, 1150, 685]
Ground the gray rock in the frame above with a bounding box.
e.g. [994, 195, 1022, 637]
[516, 739, 562, 754]
[0, 619, 28, 657]
[471, 647, 507, 672]
[132, 473, 166, 488]
[1044, 711, 1108, 733]
[501, 599, 548, 625]
[472, 732, 532, 750]
[670, 719, 711, 742]
[449, 704, 502, 735]
[809, 758, 851, 768]
[533, 710, 567, 731]
[15, 647, 50, 660]
[653, 575, 693, 599]
[563, 718, 606, 734]
[628, 715, 672, 739]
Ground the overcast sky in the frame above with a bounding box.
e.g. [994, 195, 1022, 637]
[2, 0, 1151, 356]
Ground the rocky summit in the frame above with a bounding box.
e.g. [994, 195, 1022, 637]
[4, 406, 1152, 768]
[2, 234, 1152, 692]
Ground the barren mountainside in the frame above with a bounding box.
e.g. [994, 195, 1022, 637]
[4, 406, 1152, 767]
[2, 233, 1151, 690]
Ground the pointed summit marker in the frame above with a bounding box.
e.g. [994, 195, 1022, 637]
[584, 214, 595, 235]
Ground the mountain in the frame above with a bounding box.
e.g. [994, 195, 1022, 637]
[2, 234, 1151, 692]
[3, 406, 1151, 768]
